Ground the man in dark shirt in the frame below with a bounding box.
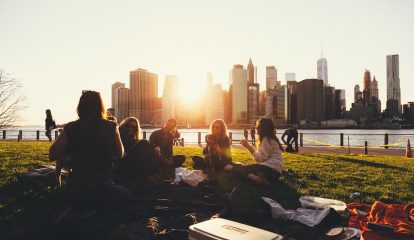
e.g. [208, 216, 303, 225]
[281, 126, 299, 153]
[149, 118, 185, 179]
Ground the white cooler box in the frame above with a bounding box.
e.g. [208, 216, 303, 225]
[188, 218, 283, 240]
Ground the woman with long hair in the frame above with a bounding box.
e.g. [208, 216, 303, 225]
[118, 117, 140, 152]
[116, 117, 158, 186]
[192, 119, 232, 172]
[225, 117, 284, 187]
[45, 109, 56, 142]
[49, 91, 132, 208]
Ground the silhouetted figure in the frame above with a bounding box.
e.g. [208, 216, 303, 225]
[149, 118, 185, 179]
[116, 117, 159, 187]
[173, 129, 181, 146]
[281, 127, 299, 153]
[49, 91, 132, 209]
[45, 109, 56, 142]
[243, 128, 249, 141]
[119, 117, 140, 152]
[250, 127, 256, 145]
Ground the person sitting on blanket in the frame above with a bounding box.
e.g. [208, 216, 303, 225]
[192, 119, 232, 173]
[116, 117, 159, 186]
[49, 91, 133, 209]
[149, 118, 185, 179]
[225, 117, 285, 187]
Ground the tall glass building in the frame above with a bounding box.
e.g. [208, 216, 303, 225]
[162, 75, 179, 122]
[130, 68, 158, 124]
[386, 54, 401, 117]
[230, 64, 247, 124]
[317, 57, 328, 86]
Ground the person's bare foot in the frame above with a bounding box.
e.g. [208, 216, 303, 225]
[247, 173, 271, 187]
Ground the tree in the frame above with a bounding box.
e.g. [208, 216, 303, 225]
[0, 69, 26, 128]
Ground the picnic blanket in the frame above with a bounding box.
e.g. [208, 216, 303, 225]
[348, 201, 414, 240]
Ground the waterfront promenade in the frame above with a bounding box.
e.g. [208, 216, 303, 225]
[0, 139, 408, 157]
[186, 143, 408, 157]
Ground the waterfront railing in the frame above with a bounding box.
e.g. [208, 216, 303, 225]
[1, 129, 413, 149]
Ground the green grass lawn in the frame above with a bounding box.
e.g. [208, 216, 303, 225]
[1, 142, 414, 235]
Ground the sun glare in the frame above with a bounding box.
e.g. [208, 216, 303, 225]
[178, 82, 204, 106]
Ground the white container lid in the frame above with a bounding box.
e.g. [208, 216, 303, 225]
[188, 218, 283, 240]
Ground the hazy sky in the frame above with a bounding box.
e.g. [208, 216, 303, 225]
[1, 0, 413, 125]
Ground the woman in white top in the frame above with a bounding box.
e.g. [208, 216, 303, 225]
[225, 117, 284, 187]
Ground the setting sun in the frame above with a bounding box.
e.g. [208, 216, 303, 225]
[177, 82, 204, 106]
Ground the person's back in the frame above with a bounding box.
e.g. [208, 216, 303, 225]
[49, 91, 132, 209]
[65, 119, 115, 188]
[256, 137, 284, 174]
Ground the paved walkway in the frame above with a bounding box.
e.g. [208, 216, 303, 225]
[186, 143, 409, 157]
[296, 146, 407, 157]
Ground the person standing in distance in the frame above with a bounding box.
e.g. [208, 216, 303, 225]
[45, 109, 57, 142]
[243, 128, 249, 142]
[250, 127, 256, 145]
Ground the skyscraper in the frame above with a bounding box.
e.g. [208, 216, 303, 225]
[247, 58, 257, 84]
[354, 84, 361, 102]
[247, 59, 259, 124]
[223, 89, 232, 124]
[324, 86, 336, 120]
[386, 54, 401, 117]
[370, 76, 381, 115]
[287, 81, 298, 124]
[272, 83, 286, 124]
[285, 72, 296, 81]
[297, 79, 325, 122]
[264, 90, 273, 119]
[162, 75, 179, 122]
[363, 69, 371, 102]
[248, 84, 259, 124]
[370, 76, 379, 100]
[130, 68, 158, 124]
[230, 64, 248, 124]
[335, 89, 346, 119]
[205, 73, 224, 124]
[317, 57, 328, 86]
[111, 82, 125, 118]
[266, 66, 277, 90]
[116, 87, 130, 122]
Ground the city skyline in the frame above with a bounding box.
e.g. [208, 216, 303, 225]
[1, 0, 413, 125]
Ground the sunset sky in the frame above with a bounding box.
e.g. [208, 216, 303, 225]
[1, 0, 413, 125]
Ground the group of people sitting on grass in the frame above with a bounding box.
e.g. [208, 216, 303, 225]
[49, 90, 285, 208]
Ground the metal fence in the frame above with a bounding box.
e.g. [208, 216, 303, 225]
[2, 129, 412, 149]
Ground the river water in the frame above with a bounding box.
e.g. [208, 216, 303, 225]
[3, 127, 414, 149]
